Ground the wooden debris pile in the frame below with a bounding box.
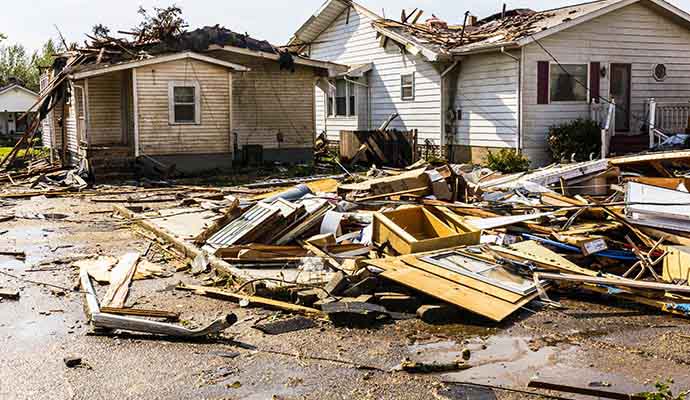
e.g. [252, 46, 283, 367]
[107, 149, 690, 326]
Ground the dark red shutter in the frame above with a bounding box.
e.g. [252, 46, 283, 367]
[537, 61, 549, 104]
[589, 62, 600, 104]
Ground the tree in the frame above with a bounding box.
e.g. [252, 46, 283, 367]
[0, 38, 58, 92]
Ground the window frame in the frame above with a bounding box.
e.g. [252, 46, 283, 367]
[548, 62, 589, 104]
[168, 81, 201, 125]
[400, 73, 415, 101]
[327, 77, 357, 118]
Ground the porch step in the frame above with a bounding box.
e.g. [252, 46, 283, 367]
[609, 134, 649, 155]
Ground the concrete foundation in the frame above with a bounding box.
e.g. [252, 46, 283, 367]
[143, 147, 313, 174]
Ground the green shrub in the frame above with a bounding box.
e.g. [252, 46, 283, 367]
[640, 379, 688, 400]
[548, 118, 601, 162]
[485, 149, 530, 173]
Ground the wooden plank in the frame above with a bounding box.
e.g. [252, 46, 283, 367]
[527, 380, 645, 400]
[365, 258, 536, 322]
[101, 253, 140, 308]
[400, 256, 524, 303]
[112, 205, 256, 282]
[178, 284, 324, 317]
[491, 241, 603, 277]
[609, 150, 690, 166]
[100, 307, 180, 320]
[535, 272, 690, 294]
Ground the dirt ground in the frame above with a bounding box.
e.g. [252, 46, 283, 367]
[2, 192, 690, 400]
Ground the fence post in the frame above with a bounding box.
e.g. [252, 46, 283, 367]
[649, 98, 656, 148]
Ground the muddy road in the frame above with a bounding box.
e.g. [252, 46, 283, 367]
[2, 194, 690, 399]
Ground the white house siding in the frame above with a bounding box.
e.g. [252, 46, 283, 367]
[522, 2, 690, 166]
[454, 51, 519, 149]
[309, 6, 442, 143]
[86, 71, 124, 146]
[65, 86, 80, 165]
[134, 59, 230, 156]
[0, 87, 37, 112]
[39, 75, 53, 148]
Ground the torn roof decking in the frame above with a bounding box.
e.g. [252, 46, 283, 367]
[368, 0, 690, 59]
[60, 25, 346, 80]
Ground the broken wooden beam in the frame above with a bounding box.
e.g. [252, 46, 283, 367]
[535, 272, 690, 294]
[112, 205, 255, 282]
[177, 283, 325, 317]
[527, 380, 645, 400]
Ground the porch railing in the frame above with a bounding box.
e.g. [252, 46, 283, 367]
[648, 98, 689, 147]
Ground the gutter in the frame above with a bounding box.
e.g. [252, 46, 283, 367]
[501, 46, 522, 153]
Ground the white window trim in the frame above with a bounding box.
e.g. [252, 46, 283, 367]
[548, 62, 589, 104]
[168, 81, 201, 125]
[401, 72, 415, 101]
[327, 78, 357, 119]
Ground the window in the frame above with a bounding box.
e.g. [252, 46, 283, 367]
[549, 64, 588, 102]
[335, 79, 347, 116]
[401, 73, 415, 100]
[169, 81, 200, 124]
[653, 64, 667, 82]
[327, 78, 357, 117]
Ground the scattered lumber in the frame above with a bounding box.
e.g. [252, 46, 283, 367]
[177, 283, 325, 317]
[101, 252, 140, 308]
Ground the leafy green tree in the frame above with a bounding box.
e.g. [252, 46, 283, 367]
[0, 38, 59, 91]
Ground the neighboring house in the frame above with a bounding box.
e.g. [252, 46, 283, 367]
[40, 27, 346, 177]
[0, 81, 38, 136]
[289, 0, 690, 167]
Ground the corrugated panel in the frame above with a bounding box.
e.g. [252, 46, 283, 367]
[206, 204, 280, 247]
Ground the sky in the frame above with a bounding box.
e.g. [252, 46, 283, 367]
[2, 0, 690, 53]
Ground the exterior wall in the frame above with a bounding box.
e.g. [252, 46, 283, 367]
[207, 51, 317, 157]
[39, 75, 53, 148]
[65, 84, 80, 165]
[134, 58, 230, 156]
[453, 51, 519, 157]
[0, 87, 37, 112]
[309, 6, 442, 144]
[86, 71, 125, 145]
[521, 2, 690, 166]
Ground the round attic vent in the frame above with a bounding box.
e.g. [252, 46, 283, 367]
[653, 64, 667, 81]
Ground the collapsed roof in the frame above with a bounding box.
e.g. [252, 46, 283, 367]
[372, 0, 620, 56]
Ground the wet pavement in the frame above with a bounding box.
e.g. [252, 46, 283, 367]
[2, 195, 690, 399]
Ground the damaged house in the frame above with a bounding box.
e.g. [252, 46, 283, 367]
[40, 26, 346, 177]
[290, 0, 690, 166]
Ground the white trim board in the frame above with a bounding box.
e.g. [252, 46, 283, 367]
[71, 52, 250, 80]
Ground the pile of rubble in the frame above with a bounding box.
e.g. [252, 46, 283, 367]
[70, 148, 690, 337]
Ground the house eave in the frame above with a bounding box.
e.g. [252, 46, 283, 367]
[70, 52, 250, 80]
[208, 44, 349, 75]
[371, 24, 445, 62]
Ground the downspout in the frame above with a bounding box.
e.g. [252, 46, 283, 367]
[501, 46, 521, 152]
[441, 60, 460, 160]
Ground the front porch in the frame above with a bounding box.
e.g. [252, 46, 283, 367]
[596, 99, 690, 158]
[72, 69, 136, 178]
